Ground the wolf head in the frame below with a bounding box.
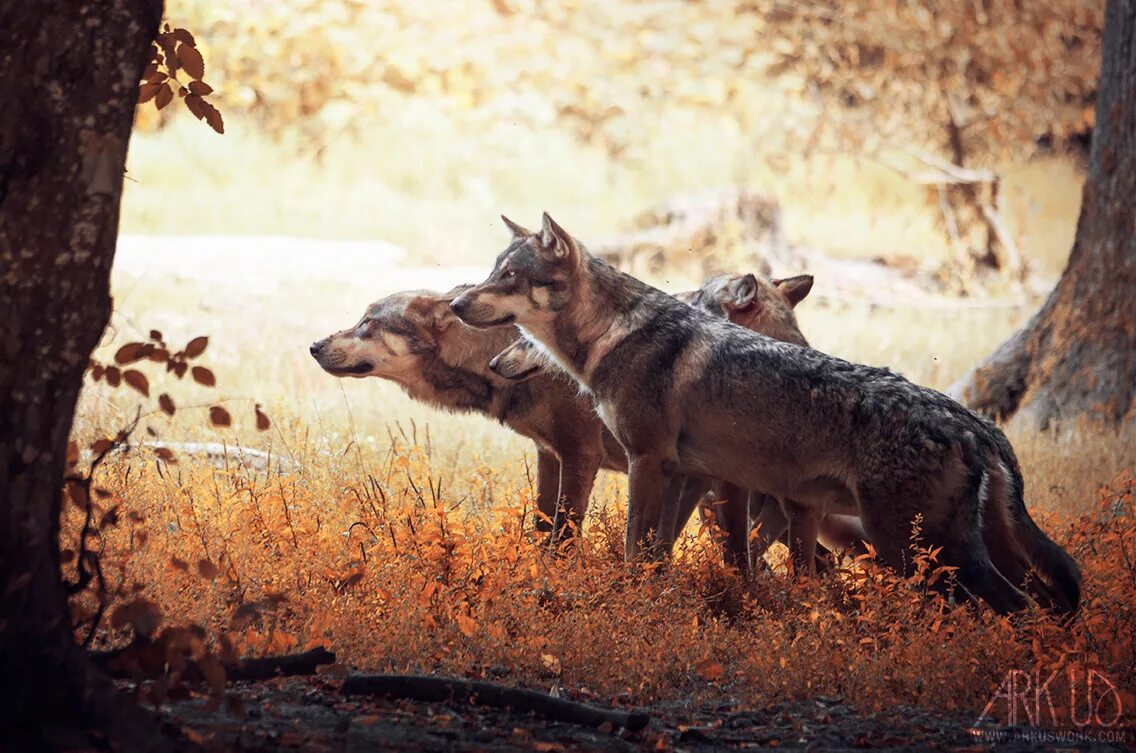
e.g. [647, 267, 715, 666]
[449, 213, 583, 332]
[676, 273, 813, 347]
[488, 337, 544, 381]
[310, 290, 463, 381]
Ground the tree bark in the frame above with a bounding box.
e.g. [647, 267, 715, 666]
[949, 0, 1136, 432]
[0, 2, 167, 750]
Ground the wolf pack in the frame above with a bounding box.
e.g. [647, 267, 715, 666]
[311, 213, 1082, 617]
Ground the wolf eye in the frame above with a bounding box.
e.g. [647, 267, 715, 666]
[504, 270, 517, 279]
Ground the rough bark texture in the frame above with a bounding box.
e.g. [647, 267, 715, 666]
[0, 1, 165, 750]
[949, 0, 1136, 432]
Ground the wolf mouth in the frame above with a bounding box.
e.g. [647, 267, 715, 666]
[327, 361, 374, 376]
[495, 363, 540, 381]
[464, 313, 515, 328]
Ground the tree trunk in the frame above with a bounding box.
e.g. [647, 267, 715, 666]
[0, 2, 168, 750]
[949, 0, 1136, 432]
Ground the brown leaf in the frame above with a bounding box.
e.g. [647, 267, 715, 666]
[123, 369, 150, 397]
[159, 393, 176, 416]
[170, 27, 196, 47]
[197, 558, 219, 580]
[184, 336, 209, 358]
[201, 100, 225, 135]
[255, 405, 271, 431]
[177, 44, 205, 80]
[155, 83, 174, 110]
[147, 347, 169, 363]
[149, 329, 163, 341]
[192, 366, 216, 387]
[89, 437, 114, 455]
[114, 342, 147, 364]
[105, 366, 121, 387]
[185, 93, 205, 120]
[188, 80, 214, 96]
[138, 82, 161, 104]
[209, 406, 231, 427]
[153, 446, 177, 463]
[170, 557, 189, 571]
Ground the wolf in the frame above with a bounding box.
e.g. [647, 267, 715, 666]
[490, 271, 869, 572]
[450, 213, 1081, 614]
[309, 287, 616, 542]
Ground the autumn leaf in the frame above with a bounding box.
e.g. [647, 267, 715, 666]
[176, 43, 206, 80]
[184, 336, 209, 358]
[255, 404, 271, 431]
[158, 393, 176, 415]
[123, 369, 150, 397]
[155, 82, 174, 110]
[138, 82, 161, 104]
[456, 612, 479, 637]
[114, 342, 148, 364]
[169, 557, 189, 571]
[153, 446, 177, 463]
[169, 27, 196, 47]
[200, 100, 225, 135]
[209, 406, 231, 427]
[188, 80, 213, 96]
[192, 366, 216, 387]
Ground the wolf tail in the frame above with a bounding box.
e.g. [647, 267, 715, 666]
[982, 437, 1082, 615]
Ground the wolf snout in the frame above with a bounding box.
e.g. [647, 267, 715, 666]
[487, 352, 503, 374]
[449, 295, 471, 318]
[309, 339, 328, 358]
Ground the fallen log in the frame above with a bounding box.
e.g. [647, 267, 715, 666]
[92, 642, 336, 683]
[341, 674, 650, 732]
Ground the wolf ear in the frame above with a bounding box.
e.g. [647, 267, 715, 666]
[538, 212, 579, 265]
[501, 215, 532, 240]
[771, 275, 814, 308]
[723, 273, 759, 311]
[408, 296, 455, 335]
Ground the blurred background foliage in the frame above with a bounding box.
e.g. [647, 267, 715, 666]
[124, 0, 1101, 280]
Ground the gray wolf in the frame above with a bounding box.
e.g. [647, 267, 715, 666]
[491, 270, 867, 572]
[450, 213, 1081, 614]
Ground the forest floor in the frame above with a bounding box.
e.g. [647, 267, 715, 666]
[155, 677, 1131, 752]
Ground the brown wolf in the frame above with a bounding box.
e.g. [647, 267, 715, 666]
[310, 288, 613, 542]
[450, 213, 1081, 614]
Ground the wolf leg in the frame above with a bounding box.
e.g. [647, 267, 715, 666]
[782, 499, 821, 577]
[670, 476, 711, 541]
[718, 483, 751, 570]
[626, 454, 672, 561]
[534, 447, 561, 536]
[656, 474, 690, 553]
[553, 448, 603, 544]
[750, 494, 789, 570]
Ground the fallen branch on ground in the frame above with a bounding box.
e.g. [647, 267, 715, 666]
[91, 643, 336, 682]
[341, 674, 650, 732]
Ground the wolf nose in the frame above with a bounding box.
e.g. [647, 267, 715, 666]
[488, 353, 502, 373]
[309, 340, 324, 357]
[449, 297, 470, 318]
